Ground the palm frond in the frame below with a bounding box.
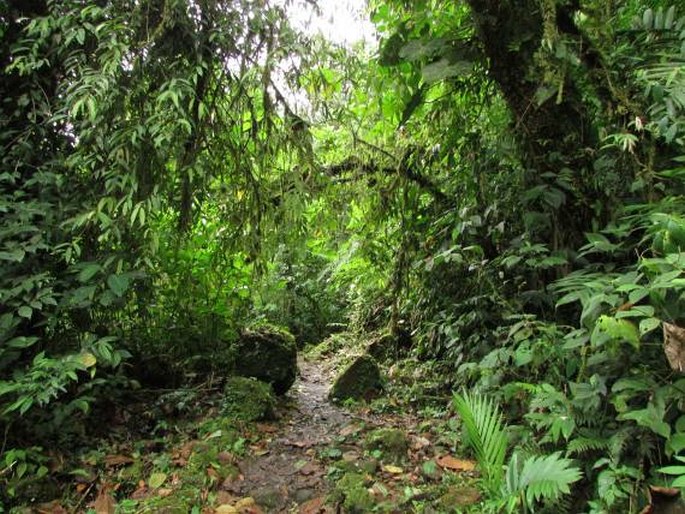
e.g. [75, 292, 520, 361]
[519, 452, 582, 507]
[453, 390, 508, 491]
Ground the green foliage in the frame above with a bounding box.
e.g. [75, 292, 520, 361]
[453, 390, 508, 493]
[329, 472, 375, 513]
[221, 377, 275, 422]
[2, 0, 685, 510]
[453, 391, 581, 512]
[659, 454, 685, 489]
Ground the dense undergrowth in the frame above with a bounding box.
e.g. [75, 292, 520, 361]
[2, 0, 685, 512]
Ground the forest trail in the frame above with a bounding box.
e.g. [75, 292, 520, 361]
[223, 359, 351, 512]
[220, 357, 482, 514]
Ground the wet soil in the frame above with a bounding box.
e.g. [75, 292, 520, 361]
[223, 358, 351, 512]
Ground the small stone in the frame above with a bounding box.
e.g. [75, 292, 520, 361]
[364, 428, 408, 464]
[293, 488, 316, 503]
[342, 451, 359, 462]
[440, 485, 482, 509]
[359, 458, 379, 474]
[252, 487, 281, 509]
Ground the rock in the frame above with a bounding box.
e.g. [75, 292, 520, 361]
[222, 377, 275, 421]
[234, 325, 298, 394]
[364, 428, 408, 464]
[367, 325, 412, 361]
[329, 355, 381, 402]
[439, 485, 482, 509]
[367, 332, 396, 361]
[330, 472, 375, 513]
[252, 487, 282, 509]
[293, 488, 316, 503]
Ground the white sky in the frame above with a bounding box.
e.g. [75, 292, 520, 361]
[284, 0, 377, 47]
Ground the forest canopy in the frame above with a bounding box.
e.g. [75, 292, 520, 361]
[1, 0, 685, 511]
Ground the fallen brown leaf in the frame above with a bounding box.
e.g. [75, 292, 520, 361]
[103, 454, 134, 467]
[256, 423, 278, 433]
[299, 496, 326, 514]
[93, 484, 116, 514]
[299, 462, 319, 476]
[35, 501, 68, 514]
[436, 455, 476, 472]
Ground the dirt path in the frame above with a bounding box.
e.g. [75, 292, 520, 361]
[223, 359, 352, 512]
[208, 358, 480, 514]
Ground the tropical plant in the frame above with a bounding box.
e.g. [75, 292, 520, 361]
[453, 390, 582, 512]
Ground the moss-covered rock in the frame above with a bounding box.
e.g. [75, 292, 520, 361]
[234, 325, 297, 394]
[364, 428, 408, 464]
[329, 354, 381, 402]
[222, 376, 275, 421]
[367, 331, 395, 361]
[329, 472, 375, 513]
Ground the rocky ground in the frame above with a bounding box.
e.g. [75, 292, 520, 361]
[16, 347, 483, 513]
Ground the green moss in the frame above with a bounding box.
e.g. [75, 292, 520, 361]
[329, 354, 381, 402]
[138, 490, 197, 513]
[367, 331, 395, 361]
[222, 377, 275, 421]
[364, 428, 408, 464]
[306, 332, 353, 360]
[329, 472, 375, 513]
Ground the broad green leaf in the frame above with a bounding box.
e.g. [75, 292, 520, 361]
[7, 336, 39, 349]
[0, 249, 25, 262]
[149, 472, 167, 489]
[659, 465, 685, 475]
[18, 306, 32, 319]
[79, 352, 97, 368]
[422, 59, 472, 84]
[78, 263, 101, 283]
[591, 316, 640, 349]
[639, 317, 661, 335]
[107, 274, 129, 297]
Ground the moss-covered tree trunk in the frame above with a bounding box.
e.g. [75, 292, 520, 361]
[466, 0, 612, 250]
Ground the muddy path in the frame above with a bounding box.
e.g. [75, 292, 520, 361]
[223, 358, 353, 512]
[213, 358, 478, 514]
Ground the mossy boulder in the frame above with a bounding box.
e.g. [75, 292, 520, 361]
[367, 326, 412, 361]
[222, 376, 275, 421]
[364, 428, 408, 464]
[329, 472, 375, 513]
[234, 325, 297, 394]
[367, 331, 396, 361]
[329, 354, 382, 402]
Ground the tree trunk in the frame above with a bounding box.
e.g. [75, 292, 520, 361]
[466, 0, 604, 250]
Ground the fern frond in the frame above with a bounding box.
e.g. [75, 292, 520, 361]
[518, 452, 582, 507]
[567, 434, 609, 456]
[608, 426, 633, 463]
[453, 390, 508, 491]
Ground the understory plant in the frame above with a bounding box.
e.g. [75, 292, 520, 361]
[453, 390, 582, 513]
